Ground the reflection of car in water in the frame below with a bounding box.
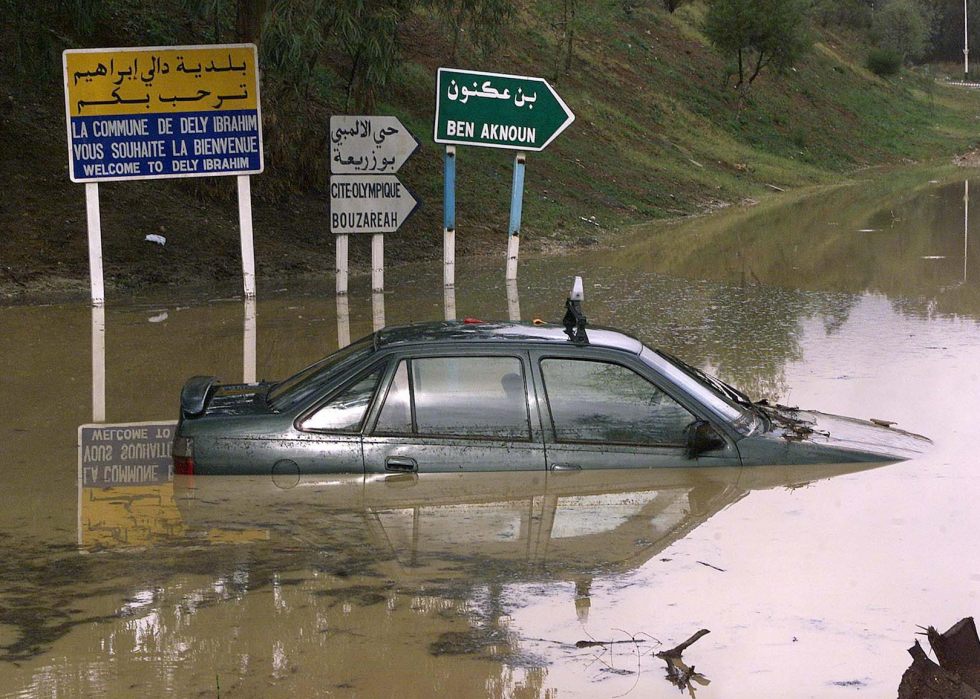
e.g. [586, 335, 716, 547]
[171, 462, 890, 576]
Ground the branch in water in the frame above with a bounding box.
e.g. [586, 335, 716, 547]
[656, 629, 711, 659]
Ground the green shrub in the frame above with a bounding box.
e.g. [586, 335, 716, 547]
[867, 49, 902, 76]
[872, 0, 927, 61]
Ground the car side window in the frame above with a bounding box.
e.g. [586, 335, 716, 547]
[301, 367, 383, 432]
[375, 356, 531, 440]
[540, 358, 694, 445]
[375, 361, 412, 434]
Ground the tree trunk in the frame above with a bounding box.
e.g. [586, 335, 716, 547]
[746, 50, 767, 86]
[564, 0, 576, 75]
[236, 0, 267, 48]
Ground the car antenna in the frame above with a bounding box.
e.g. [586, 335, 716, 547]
[562, 276, 589, 344]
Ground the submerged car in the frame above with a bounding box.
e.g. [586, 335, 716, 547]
[173, 282, 930, 475]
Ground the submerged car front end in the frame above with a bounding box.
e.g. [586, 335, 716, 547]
[643, 349, 932, 465]
[735, 403, 932, 465]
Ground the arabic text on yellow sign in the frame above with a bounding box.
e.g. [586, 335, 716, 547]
[64, 45, 259, 117]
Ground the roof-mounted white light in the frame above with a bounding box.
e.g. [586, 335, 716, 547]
[563, 276, 588, 343]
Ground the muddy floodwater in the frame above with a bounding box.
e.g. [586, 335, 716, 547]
[2, 167, 979, 698]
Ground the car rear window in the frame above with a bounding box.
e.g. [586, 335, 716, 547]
[299, 367, 384, 432]
[267, 336, 375, 412]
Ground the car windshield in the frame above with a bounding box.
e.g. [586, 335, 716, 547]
[640, 347, 758, 433]
[267, 336, 375, 412]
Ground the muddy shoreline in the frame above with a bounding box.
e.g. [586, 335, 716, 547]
[5, 153, 977, 306]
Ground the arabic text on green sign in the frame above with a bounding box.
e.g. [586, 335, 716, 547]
[434, 68, 574, 151]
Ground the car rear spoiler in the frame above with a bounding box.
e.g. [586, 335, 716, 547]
[180, 376, 220, 418]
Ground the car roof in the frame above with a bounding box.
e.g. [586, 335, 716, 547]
[373, 321, 644, 354]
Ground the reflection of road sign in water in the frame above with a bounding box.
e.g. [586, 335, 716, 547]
[77, 419, 267, 549]
[434, 68, 575, 151]
[330, 116, 419, 174]
[78, 421, 176, 487]
[330, 175, 419, 234]
[63, 45, 262, 182]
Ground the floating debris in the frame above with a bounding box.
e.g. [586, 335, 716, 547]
[657, 629, 711, 693]
[899, 617, 980, 699]
[697, 561, 726, 572]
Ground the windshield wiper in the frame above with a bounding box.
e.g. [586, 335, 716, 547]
[657, 351, 754, 405]
[264, 383, 280, 412]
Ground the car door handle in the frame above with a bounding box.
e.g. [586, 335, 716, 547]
[551, 462, 582, 471]
[385, 456, 418, 473]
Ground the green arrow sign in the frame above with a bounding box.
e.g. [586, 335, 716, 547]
[434, 68, 575, 151]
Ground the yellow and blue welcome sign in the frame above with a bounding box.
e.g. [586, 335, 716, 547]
[63, 44, 263, 182]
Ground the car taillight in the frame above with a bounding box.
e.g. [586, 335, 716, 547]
[173, 436, 195, 475]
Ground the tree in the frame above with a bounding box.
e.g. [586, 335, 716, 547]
[872, 0, 928, 63]
[920, 0, 979, 63]
[704, 0, 810, 101]
[430, 0, 515, 62]
[809, 0, 872, 30]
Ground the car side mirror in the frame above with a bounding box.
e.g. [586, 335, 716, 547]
[686, 420, 727, 459]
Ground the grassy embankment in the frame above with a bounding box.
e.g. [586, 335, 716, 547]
[1, 2, 979, 298]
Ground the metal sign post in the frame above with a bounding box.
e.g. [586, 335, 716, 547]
[966, 0, 970, 81]
[506, 279, 521, 322]
[372, 291, 386, 332]
[506, 152, 526, 281]
[444, 284, 456, 321]
[336, 294, 351, 349]
[371, 233, 385, 292]
[434, 67, 574, 281]
[85, 184, 105, 305]
[335, 234, 349, 295]
[238, 175, 256, 298]
[244, 297, 257, 384]
[91, 304, 106, 422]
[444, 145, 456, 288]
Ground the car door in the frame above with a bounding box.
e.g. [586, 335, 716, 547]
[283, 363, 388, 475]
[361, 350, 547, 473]
[530, 349, 741, 471]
